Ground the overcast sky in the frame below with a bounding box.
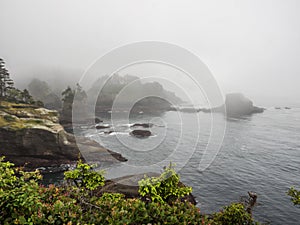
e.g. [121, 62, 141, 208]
[1, 0, 300, 106]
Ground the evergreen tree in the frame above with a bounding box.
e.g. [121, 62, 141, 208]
[21, 89, 34, 104]
[0, 58, 35, 104]
[0, 58, 10, 98]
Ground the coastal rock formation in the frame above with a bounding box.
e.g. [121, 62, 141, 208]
[224, 93, 264, 117]
[205, 93, 265, 117]
[0, 101, 126, 168]
[130, 129, 152, 138]
[95, 124, 110, 129]
[98, 173, 196, 205]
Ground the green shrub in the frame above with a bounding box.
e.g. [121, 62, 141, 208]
[0, 156, 42, 224]
[212, 202, 257, 225]
[64, 158, 105, 191]
[0, 156, 260, 225]
[287, 187, 300, 206]
[89, 197, 209, 225]
[138, 163, 192, 203]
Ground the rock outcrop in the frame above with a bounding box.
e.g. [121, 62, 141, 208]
[202, 93, 265, 117]
[0, 101, 126, 168]
[130, 130, 152, 138]
[98, 173, 196, 205]
[224, 93, 264, 117]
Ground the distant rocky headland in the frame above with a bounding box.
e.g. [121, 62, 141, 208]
[171, 93, 265, 117]
[212, 93, 265, 117]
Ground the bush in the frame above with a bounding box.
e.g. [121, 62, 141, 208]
[64, 158, 105, 191]
[212, 202, 257, 225]
[0, 156, 260, 224]
[287, 187, 300, 206]
[0, 157, 42, 224]
[138, 163, 192, 203]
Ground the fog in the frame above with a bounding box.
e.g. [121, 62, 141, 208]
[1, 0, 300, 107]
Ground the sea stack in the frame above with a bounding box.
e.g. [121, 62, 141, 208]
[224, 93, 265, 117]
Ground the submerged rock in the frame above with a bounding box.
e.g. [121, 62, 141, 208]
[130, 129, 151, 138]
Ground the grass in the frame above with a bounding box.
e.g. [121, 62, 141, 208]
[0, 101, 57, 130]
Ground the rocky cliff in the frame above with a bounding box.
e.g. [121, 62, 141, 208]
[0, 101, 126, 168]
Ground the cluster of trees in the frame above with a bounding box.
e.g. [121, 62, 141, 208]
[60, 83, 87, 123]
[28, 78, 61, 109]
[0, 58, 36, 105]
[88, 74, 183, 114]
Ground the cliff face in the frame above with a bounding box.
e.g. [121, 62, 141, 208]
[0, 101, 126, 168]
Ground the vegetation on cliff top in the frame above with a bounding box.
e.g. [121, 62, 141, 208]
[0, 156, 261, 225]
[0, 101, 59, 130]
[0, 58, 58, 130]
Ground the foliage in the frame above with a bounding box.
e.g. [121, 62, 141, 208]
[0, 156, 43, 224]
[0, 58, 36, 105]
[61, 83, 87, 121]
[0, 58, 14, 99]
[28, 78, 60, 109]
[287, 187, 300, 206]
[64, 158, 105, 191]
[0, 156, 260, 224]
[138, 163, 192, 203]
[212, 202, 257, 225]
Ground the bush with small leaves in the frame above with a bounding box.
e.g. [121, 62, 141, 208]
[64, 158, 105, 191]
[0, 156, 43, 224]
[0, 156, 260, 225]
[287, 187, 300, 206]
[212, 202, 258, 225]
[138, 163, 192, 204]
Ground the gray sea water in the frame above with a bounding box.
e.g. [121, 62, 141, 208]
[80, 108, 300, 224]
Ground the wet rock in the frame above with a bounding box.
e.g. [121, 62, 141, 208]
[0, 102, 126, 168]
[98, 173, 196, 205]
[104, 130, 114, 135]
[130, 130, 151, 138]
[95, 124, 110, 129]
[95, 117, 103, 124]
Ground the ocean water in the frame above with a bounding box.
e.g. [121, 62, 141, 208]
[81, 108, 300, 224]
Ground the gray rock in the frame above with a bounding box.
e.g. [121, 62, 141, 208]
[203, 93, 265, 117]
[130, 130, 151, 138]
[98, 173, 196, 205]
[224, 93, 265, 117]
[0, 103, 126, 168]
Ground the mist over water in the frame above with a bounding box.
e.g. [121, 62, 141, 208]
[1, 0, 300, 107]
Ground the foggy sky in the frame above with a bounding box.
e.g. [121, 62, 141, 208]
[1, 0, 300, 107]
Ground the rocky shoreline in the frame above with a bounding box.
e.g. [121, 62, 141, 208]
[0, 101, 127, 170]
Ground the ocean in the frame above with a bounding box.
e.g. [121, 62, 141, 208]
[77, 108, 300, 224]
